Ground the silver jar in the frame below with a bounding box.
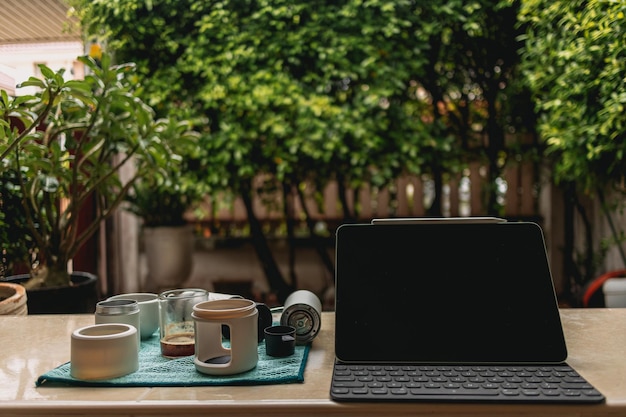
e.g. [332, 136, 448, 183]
[95, 299, 141, 348]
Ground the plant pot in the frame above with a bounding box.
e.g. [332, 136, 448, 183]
[0, 282, 28, 315]
[603, 277, 626, 308]
[143, 225, 194, 292]
[2, 271, 99, 314]
[582, 269, 626, 307]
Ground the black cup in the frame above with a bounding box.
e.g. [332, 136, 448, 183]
[264, 325, 296, 357]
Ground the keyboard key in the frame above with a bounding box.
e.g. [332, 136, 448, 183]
[331, 387, 349, 395]
[371, 388, 388, 395]
[583, 389, 603, 397]
[352, 388, 369, 395]
[391, 388, 408, 395]
[409, 388, 500, 396]
[333, 381, 364, 388]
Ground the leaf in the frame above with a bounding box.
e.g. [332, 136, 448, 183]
[18, 78, 46, 89]
[38, 64, 56, 80]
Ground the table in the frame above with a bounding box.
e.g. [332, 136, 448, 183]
[1, 309, 625, 417]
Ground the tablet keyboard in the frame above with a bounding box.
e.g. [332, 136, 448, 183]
[330, 363, 604, 403]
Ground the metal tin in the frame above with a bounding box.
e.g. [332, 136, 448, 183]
[95, 299, 141, 347]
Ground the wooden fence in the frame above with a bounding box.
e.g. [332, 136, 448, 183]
[190, 159, 540, 235]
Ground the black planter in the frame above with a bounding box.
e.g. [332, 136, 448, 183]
[2, 271, 99, 314]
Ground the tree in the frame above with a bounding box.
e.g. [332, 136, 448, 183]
[411, 0, 534, 216]
[518, 0, 626, 292]
[73, 0, 534, 300]
[73, 0, 433, 299]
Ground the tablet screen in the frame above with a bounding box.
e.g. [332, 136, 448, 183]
[334, 222, 567, 363]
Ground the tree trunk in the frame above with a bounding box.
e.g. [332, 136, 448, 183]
[282, 181, 298, 289]
[336, 171, 357, 222]
[485, 89, 504, 216]
[240, 180, 293, 303]
[427, 166, 444, 217]
[295, 182, 335, 283]
[23, 262, 70, 290]
[563, 182, 593, 305]
[562, 183, 576, 304]
[597, 186, 626, 269]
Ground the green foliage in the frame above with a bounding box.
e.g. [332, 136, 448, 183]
[125, 177, 198, 227]
[73, 0, 530, 219]
[0, 169, 36, 275]
[518, 0, 626, 277]
[124, 118, 205, 227]
[69, 0, 537, 299]
[519, 0, 626, 192]
[0, 54, 187, 287]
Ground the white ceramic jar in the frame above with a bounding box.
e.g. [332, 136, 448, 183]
[70, 323, 139, 380]
[193, 298, 258, 375]
[108, 293, 159, 340]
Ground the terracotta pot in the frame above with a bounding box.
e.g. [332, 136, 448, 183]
[0, 282, 28, 315]
[2, 272, 99, 314]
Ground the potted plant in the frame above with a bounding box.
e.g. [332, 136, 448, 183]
[0, 168, 36, 276]
[0, 54, 181, 313]
[0, 168, 35, 315]
[124, 118, 203, 292]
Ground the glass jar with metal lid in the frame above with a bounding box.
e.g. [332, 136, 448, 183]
[95, 299, 141, 348]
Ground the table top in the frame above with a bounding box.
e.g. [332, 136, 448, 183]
[1, 309, 626, 417]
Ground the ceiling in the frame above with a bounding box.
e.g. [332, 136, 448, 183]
[0, 0, 80, 45]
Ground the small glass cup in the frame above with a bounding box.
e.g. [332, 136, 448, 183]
[158, 288, 207, 358]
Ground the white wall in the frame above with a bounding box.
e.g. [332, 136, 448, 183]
[0, 41, 83, 95]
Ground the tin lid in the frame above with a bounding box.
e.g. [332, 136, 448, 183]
[159, 288, 207, 300]
[95, 299, 139, 315]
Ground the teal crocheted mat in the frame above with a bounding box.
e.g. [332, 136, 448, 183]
[36, 335, 310, 387]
